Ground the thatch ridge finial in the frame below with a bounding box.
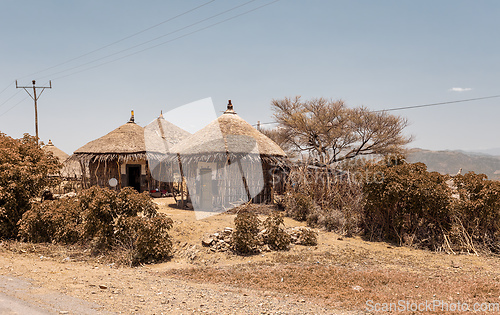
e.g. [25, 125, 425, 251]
[224, 100, 236, 114]
[129, 110, 135, 123]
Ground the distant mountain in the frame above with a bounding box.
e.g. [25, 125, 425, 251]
[406, 148, 500, 180]
[469, 147, 500, 156]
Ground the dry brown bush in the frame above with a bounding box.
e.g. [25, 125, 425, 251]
[232, 208, 261, 254]
[283, 162, 364, 235]
[262, 212, 291, 250]
[0, 133, 60, 239]
[18, 186, 173, 265]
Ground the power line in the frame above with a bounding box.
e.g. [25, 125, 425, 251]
[0, 90, 22, 109]
[21, 0, 216, 79]
[0, 81, 15, 97]
[42, 0, 261, 80]
[253, 94, 500, 127]
[49, 0, 280, 80]
[0, 96, 29, 117]
[372, 94, 500, 112]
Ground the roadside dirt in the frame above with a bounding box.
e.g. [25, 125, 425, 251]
[1, 198, 499, 314]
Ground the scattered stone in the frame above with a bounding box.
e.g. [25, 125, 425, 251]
[352, 285, 364, 292]
[202, 238, 214, 247]
[59, 311, 69, 314]
[99, 285, 107, 290]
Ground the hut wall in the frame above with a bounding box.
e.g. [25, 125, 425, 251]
[87, 158, 151, 192]
[180, 156, 274, 210]
[88, 159, 120, 189]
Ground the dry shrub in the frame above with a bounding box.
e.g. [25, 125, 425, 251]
[228, 203, 277, 216]
[18, 186, 173, 265]
[78, 186, 119, 251]
[363, 156, 452, 249]
[18, 198, 80, 244]
[0, 133, 60, 239]
[284, 162, 364, 235]
[262, 212, 291, 250]
[285, 192, 316, 221]
[115, 214, 173, 266]
[232, 208, 260, 254]
[449, 172, 500, 254]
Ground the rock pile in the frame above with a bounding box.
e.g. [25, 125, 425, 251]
[201, 227, 234, 252]
[201, 226, 317, 252]
[286, 226, 318, 246]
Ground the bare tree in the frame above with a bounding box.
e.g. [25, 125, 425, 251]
[270, 96, 411, 164]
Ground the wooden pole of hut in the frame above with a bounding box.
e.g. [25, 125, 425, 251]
[177, 153, 186, 208]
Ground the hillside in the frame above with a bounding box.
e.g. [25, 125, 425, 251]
[407, 148, 500, 180]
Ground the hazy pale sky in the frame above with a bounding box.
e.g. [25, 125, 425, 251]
[1, 0, 499, 154]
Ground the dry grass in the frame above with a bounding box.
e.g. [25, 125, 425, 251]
[165, 244, 500, 313]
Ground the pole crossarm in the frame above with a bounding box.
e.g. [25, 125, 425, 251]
[15, 80, 52, 144]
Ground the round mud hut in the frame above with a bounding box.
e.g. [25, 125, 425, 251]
[170, 100, 287, 211]
[72, 111, 190, 192]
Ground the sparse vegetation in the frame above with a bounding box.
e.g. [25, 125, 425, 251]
[18, 186, 173, 266]
[268, 96, 411, 163]
[232, 208, 261, 254]
[262, 212, 291, 250]
[283, 162, 364, 235]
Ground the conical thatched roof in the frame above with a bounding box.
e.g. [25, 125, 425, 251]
[144, 113, 191, 156]
[43, 140, 69, 162]
[75, 122, 145, 155]
[73, 112, 191, 163]
[170, 101, 286, 158]
[43, 140, 82, 178]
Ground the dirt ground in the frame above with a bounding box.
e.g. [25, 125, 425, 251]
[1, 198, 500, 314]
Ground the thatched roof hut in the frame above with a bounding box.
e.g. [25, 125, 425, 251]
[72, 111, 190, 192]
[170, 100, 287, 213]
[144, 112, 191, 184]
[171, 103, 286, 159]
[43, 139, 69, 162]
[43, 140, 82, 179]
[74, 113, 146, 163]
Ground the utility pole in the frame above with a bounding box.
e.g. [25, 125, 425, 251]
[16, 80, 52, 144]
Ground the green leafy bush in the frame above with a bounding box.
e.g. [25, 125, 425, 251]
[262, 212, 291, 250]
[232, 209, 261, 254]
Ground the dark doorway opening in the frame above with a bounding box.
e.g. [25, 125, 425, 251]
[127, 165, 141, 192]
